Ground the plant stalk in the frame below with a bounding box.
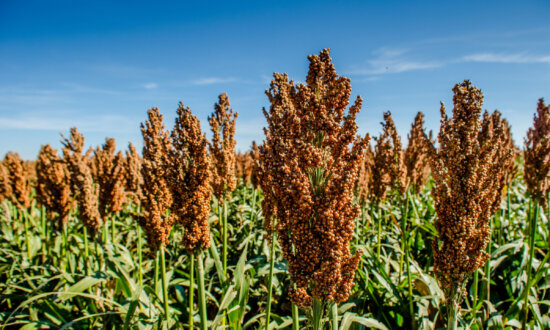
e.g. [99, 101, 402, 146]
[111, 214, 116, 250]
[23, 209, 31, 261]
[312, 298, 324, 330]
[265, 236, 276, 330]
[154, 249, 160, 296]
[404, 191, 415, 329]
[330, 302, 338, 330]
[447, 298, 458, 330]
[292, 303, 300, 330]
[197, 251, 208, 330]
[160, 245, 170, 321]
[137, 224, 143, 286]
[522, 198, 539, 328]
[223, 200, 228, 275]
[472, 269, 479, 318]
[377, 206, 382, 260]
[41, 206, 47, 263]
[189, 252, 195, 330]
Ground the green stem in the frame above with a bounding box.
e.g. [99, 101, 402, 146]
[154, 249, 159, 296]
[522, 198, 538, 328]
[504, 179, 511, 246]
[103, 218, 108, 245]
[223, 200, 228, 275]
[265, 236, 276, 330]
[250, 188, 257, 223]
[292, 303, 300, 330]
[312, 298, 324, 330]
[83, 226, 89, 259]
[160, 245, 170, 321]
[447, 298, 458, 330]
[23, 209, 31, 261]
[197, 251, 208, 330]
[137, 225, 143, 286]
[377, 207, 382, 260]
[404, 191, 415, 329]
[111, 214, 116, 250]
[189, 253, 195, 330]
[83, 226, 89, 275]
[330, 302, 338, 330]
[472, 269, 479, 319]
[483, 218, 493, 306]
[41, 206, 47, 262]
[62, 223, 68, 272]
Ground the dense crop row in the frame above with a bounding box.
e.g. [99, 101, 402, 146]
[0, 49, 549, 329]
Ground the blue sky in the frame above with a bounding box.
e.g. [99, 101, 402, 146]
[1, 0, 549, 159]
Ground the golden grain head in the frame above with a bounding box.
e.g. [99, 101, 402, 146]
[169, 102, 212, 253]
[208, 93, 238, 201]
[259, 48, 367, 308]
[60, 127, 102, 235]
[524, 98, 550, 206]
[36, 144, 72, 227]
[139, 107, 174, 252]
[429, 80, 514, 302]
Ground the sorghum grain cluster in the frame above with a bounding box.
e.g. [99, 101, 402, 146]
[259, 49, 367, 308]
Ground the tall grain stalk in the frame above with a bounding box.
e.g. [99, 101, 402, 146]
[523, 98, 550, 328]
[4, 153, 33, 260]
[258, 49, 367, 329]
[139, 107, 174, 321]
[36, 145, 72, 235]
[265, 234, 275, 330]
[168, 102, 213, 329]
[61, 128, 102, 242]
[428, 81, 513, 328]
[196, 251, 208, 330]
[90, 138, 126, 250]
[208, 92, 238, 279]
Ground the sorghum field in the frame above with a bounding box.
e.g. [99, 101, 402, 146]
[0, 49, 549, 330]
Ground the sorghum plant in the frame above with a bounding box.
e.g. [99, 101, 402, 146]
[429, 81, 512, 329]
[403, 112, 431, 193]
[169, 102, 211, 254]
[249, 141, 260, 189]
[355, 144, 374, 206]
[235, 150, 254, 186]
[139, 107, 174, 253]
[258, 49, 367, 328]
[124, 142, 143, 204]
[522, 98, 550, 327]
[61, 128, 102, 236]
[479, 110, 516, 215]
[0, 159, 11, 204]
[370, 111, 405, 201]
[36, 144, 72, 228]
[208, 92, 238, 275]
[139, 107, 174, 321]
[168, 102, 212, 329]
[91, 138, 126, 221]
[208, 92, 238, 201]
[524, 98, 550, 207]
[4, 152, 32, 210]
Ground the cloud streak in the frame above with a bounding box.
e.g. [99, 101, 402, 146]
[143, 82, 158, 89]
[350, 48, 442, 76]
[351, 47, 550, 78]
[191, 77, 238, 85]
[461, 53, 550, 64]
[0, 113, 137, 133]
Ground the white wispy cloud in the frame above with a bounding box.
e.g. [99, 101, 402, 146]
[461, 53, 550, 64]
[0, 113, 136, 133]
[143, 82, 158, 89]
[351, 48, 442, 75]
[191, 77, 238, 85]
